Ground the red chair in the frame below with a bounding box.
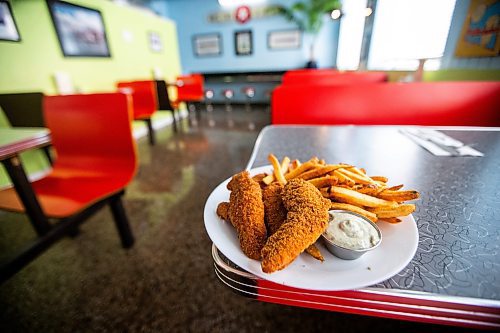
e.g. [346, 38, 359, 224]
[282, 69, 388, 85]
[0, 93, 137, 281]
[272, 82, 500, 126]
[172, 74, 204, 118]
[117, 80, 158, 145]
[175, 74, 204, 103]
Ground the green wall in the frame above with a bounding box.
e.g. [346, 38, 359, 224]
[0, 0, 182, 94]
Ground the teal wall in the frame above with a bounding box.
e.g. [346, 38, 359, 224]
[156, 0, 340, 73]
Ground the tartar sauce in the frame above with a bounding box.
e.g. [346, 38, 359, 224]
[324, 211, 380, 250]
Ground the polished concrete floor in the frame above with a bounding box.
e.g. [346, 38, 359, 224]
[0, 106, 477, 332]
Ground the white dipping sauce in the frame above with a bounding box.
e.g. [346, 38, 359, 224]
[324, 211, 380, 250]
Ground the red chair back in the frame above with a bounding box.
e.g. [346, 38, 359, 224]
[117, 80, 157, 120]
[282, 69, 388, 85]
[44, 93, 137, 178]
[176, 74, 204, 102]
[272, 82, 500, 126]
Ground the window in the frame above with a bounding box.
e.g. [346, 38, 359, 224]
[367, 0, 456, 70]
[336, 0, 368, 70]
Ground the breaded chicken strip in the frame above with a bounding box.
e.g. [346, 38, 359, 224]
[226, 171, 267, 260]
[262, 183, 324, 262]
[261, 179, 330, 273]
[262, 183, 287, 235]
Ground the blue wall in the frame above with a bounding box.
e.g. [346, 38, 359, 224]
[155, 0, 340, 74]
[441, 0, 500, 69]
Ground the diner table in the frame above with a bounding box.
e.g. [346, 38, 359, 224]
[207, 125, 500, 329]
[0, 127, 51, 236]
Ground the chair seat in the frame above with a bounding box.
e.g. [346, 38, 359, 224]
[0, 169, 131, 218]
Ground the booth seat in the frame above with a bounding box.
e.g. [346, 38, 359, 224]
[281, 69, 388, 85]
[272, 82, 500, 126]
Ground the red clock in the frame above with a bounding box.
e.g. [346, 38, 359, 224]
[235, 5, 251, 24]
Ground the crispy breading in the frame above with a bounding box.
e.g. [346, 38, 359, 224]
[216, 202, 230, 221]
[261, 179, 330, 273]
[262, 183, 325, 262]
[227, 171, 267, 260]
[262, 183, 287, 235]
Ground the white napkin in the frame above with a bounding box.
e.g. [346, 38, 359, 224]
[400, 128, 484, 157]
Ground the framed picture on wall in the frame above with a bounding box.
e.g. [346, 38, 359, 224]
[47, 0, 111, 57]
[268, 29, 301, 50]
[149, 31, 162, 53]
[455, 0, 500, 57]
[0, 0, 21, 42]
[234, 30, 252, 56]
[193, 33, 222, 57]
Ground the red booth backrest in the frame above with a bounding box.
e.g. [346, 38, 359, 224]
[282, 70, 388, 85]
[272, 82, 500, 127]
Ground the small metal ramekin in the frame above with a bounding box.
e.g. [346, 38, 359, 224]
[321, 210, 382, 260]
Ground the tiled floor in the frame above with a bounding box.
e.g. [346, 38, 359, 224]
[0, 106, 476, 332]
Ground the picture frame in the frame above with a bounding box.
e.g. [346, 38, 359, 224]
[234, 30, 252, 56]
[268, 29, 301, 50]
[149, 31, 162, 53]
[454, 0, 500, 58]
[193, 33, 222, 57]
[0, 0, 21, 42]
[47, 0, 111, 57]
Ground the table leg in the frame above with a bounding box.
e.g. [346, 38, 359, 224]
[1, 156, 51, 235]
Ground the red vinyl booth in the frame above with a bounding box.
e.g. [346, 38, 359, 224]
[272, 82, 500, 126]
[117, 80, 158, 145]
[281, 70, 388, 85]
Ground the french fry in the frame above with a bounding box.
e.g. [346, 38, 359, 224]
[297, 164, 345, 180]
[284, 157, 319, 180]
[330, 202, 378, 222]
[305, 244, 324, 261]
[381, 217, 402, 224]
[268, 154, 287, 185]
[386, 184, 404, 191]
[262, 174, 274, 185]
[329, 186, 398, 208]
[333, 170, 355, 187]
[289, 159, 301, 172]
[370, 176, 389, 183]
[337, 168, 374, 185]
[346, 166, 367, 176]
[377, 190, 420, 202]
[280, 157, 291, 174]
[356, 184, 380, 196]
[308, 175, 338, 188]
[368, 204, 416, 218]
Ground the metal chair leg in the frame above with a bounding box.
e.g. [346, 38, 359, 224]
[171, 110, 178, 132]
[109, 194, 134, 248]
[144, 118, 155, 145]
[42, 146, 53, 165]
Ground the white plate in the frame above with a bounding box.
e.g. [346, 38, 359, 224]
[204, 166, 419, 291]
